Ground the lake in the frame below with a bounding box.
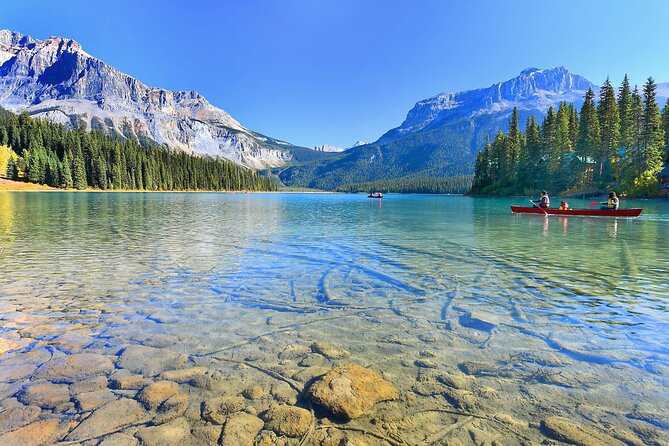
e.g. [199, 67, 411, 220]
[1, 192, 668, 445]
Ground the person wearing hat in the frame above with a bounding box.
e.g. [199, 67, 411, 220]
[531, 190, 550, 209]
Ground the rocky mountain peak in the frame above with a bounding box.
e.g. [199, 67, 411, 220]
[0, 29, 34, 47]
[379, 66, 594, 143]
[0, 29, 309, 169]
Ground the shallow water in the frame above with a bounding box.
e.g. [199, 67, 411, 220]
[1, 192, 668, 445]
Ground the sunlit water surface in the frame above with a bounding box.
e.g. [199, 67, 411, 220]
[1, 192, 668, 445]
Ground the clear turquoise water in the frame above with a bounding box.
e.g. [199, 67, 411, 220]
[1, 192, 668, 444]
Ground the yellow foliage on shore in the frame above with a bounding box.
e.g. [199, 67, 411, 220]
[0, 145, 17, 178]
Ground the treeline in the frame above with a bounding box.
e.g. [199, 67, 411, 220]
[0, 107, 277, 191]
[471, 76, 669, 197]
[336, 175, 473, 194]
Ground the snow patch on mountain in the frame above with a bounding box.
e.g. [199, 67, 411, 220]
[313, 144, 345, 152]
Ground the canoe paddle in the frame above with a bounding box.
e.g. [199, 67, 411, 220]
[589, 201, 600, 206]
[530, 199, 548, 215]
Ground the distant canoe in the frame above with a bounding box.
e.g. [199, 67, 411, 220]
[511, 206, 642, 217]
[368, 193, 383, 199]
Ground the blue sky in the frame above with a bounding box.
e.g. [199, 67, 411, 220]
[2, 0, 669, 148]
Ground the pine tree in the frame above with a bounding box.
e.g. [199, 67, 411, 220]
[568, 103, 579, 144]
[618, 75, 635, 150]
[661, 100, 669, 148]
[490, 130, 505, 184]
[576, 88, 600, 187]
[6, 156, 18, 180]
[525, 116, 543, 190]
[555, 103, 572, 163]
[472, 137, 491, 192]
[640, 77, 665, 173]
[61, 153, 73, 188]
[630, 87, 644, 177]
[73, 150, 88, 190]
[597, 77, 620, 184]
[504, 108, 521, 184]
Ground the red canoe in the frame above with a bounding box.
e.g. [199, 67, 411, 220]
[511, 206, 642, 217]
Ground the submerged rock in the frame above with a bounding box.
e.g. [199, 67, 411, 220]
[18, 382, 71, 409]
[153, 394, 189, 424]
[65, 398, 147, 441]
[98, 432, 139, 446]
[458, 361, 502, 377]
[458, 310, 499, 332]
[262, 404, 312, 437]
[0, 363, 37, 383]
[242, 385, 266, 400]
[191, 424, 223, 445]
[135, 417, 190, 446]
[443, 388, 478, 412]
[0, 418, 73, 446]
[159, 367, 207, 383]
[541, 416, 626, 446]
[109, 370, 146, 390]
[137, 380, 179, 410]
[70, 375, 109, 395]
[0, 400, 41, 435]
[75, 389, 117, 412]
[414, 359, 438, 369]
[221, 412, 264, 446]
[34, 353, 114, 383]
[310, 342, 350, 359]
[307, 363, 398, 420]
[627, 409, 669, 430]
[117, 345, 187, 376]
[201, 396, 247, 424]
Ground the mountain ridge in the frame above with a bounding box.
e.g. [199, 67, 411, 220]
[278, 66, 646, 189]
[0, 29, 328, 169]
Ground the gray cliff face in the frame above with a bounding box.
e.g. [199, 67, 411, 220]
[0, 30, 294, 168]
[378, 67, 595, 143]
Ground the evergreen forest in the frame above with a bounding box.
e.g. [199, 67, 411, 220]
[471, 76, 669, 197]
[0, 107, 277, 191]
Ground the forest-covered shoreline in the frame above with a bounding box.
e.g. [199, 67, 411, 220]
[470, 76, 669, 198]
[0, 107, 277, 192]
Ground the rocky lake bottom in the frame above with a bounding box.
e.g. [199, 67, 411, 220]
[0, 192, 668, 445]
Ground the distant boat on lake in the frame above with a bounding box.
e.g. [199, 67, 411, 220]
[368, 192, 383, 199]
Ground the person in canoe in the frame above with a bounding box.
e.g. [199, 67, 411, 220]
[531, 191, 550, 209]
[559, 201, 570, 210]
[600, 191, 619, 210]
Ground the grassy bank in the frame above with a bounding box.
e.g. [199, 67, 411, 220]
[0, 178, 58, 191]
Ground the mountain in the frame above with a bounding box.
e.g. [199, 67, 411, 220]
[0, 30, 331, 169]
[279, 67, 597, 189]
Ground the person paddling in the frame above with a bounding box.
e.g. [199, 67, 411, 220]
[531, 191, 550, 209]
[600, 191, 619, 210]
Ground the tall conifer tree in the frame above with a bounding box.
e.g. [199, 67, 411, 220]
[597, 77, 620, 184]
[576, 88, 600, 185]
[641, 77, 665, 173]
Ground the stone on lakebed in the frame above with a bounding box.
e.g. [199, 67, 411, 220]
[221, 412, 264, 446]
[307, 363, 398, 420]
[117, 345, 187, 377]
[136, 380, 179, 410]
[261, 404, 312, 437]
[34, 353, 114, 383]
